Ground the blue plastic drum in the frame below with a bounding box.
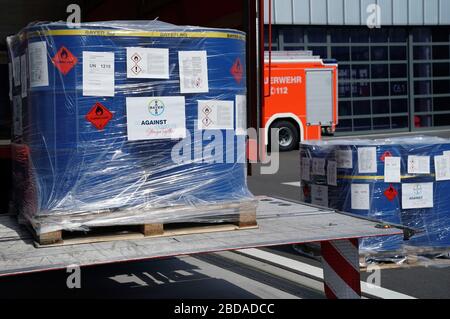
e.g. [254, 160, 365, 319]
[21, 21, 250, 217]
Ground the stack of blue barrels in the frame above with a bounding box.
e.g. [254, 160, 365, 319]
[7, 21, 252, 227]
[300, 137, 450, 254]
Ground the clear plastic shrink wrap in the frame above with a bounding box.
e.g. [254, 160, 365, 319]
[7, 20, 255, 234]
[300, 137, 450, 255]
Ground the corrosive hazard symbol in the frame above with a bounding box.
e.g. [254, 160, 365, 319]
[52, 46, 78, 75]
[85, 102, 113, 130]
[230, 58, 243, 84]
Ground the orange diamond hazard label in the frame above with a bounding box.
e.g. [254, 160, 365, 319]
[85, 102, 113, 130]
[384, 185, 398, 202]
[52, 46, 78, 75]
[231, 58, 243, 84]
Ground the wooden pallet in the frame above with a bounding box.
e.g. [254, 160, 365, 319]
[30, 203, 257, 247]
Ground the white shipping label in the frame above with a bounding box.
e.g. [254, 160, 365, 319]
[311, 185, 329, 207]
[198, 100, 234, 130]
[8, 63, 12, 101]
[179, 51, 209, 93]
[12, 95, 22, 136]
[13, 56, 20, 87]
[327, 161, 337, 186]
[407, 156, 430, 174]
[301, 157, 311, 182]
[384, 156, 401, 183]
[312, 158, 326, 176]
[126, 96, 186, 141]
[83, 51, 115, 97]
[28, 41, 49, 88]
[235, 95, 247, 135]
[127, 47, 169, 79]
[351, 184, 370, 210]
[20, 54, 27, 98]
[402, 183, 434, 209]
[358, 147, 377, 174]
[434, 155, 450, 181]
[336, 149, 353, 169]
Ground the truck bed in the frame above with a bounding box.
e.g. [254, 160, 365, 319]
[0, 196, 403, 277]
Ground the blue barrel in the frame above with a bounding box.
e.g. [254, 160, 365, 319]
[300, 137, 450, 253]
[19, 21, 250, 218]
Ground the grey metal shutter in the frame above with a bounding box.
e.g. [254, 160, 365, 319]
[306, 69, 333, 126]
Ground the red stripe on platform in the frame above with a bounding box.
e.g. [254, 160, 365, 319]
[321, 241, 361, 296]
[324, 283, 338, 299]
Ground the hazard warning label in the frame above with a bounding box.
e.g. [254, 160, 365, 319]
[230, 57, 243, 84]
[384, 185, 398, 202]
[85, 102, 113, 130]
[52, 46, 78, 75]
[380, 151, 393, 162]
[198, 100, 234, 130]
[127, 47, 169, 79]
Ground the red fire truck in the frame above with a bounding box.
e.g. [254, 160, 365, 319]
[264, 51, 339, 151]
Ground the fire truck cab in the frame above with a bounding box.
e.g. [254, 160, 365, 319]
[263, 51, 338, 151]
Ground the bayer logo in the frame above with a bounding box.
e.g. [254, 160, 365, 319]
[148, 99, 165, 117]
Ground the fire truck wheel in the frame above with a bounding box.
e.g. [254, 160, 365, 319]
[271, 121, 299, 152]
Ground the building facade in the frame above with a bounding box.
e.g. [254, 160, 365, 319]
[265, 0, 450, 134]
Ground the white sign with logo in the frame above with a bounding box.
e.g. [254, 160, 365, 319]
[126, 96, 186, 141]
[198, 100, 234, 130]
[126, 47, 169, 79]
[178, 51, 209, 94]
[402, 183, 434, 209]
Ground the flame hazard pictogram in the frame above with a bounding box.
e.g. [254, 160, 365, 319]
[85, 102, 113, 130]
[52, 46, 78, 75]
[230, 58, 243, 84]
[384, 185, 398, 202]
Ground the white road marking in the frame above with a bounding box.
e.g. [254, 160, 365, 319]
[283, 182, 301, 188]
[239, 249, 416, 299]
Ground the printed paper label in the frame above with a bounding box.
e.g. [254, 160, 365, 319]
[28, 41, 49, 88]
[13, 56, 20, 87]
[126, 96, 186, 141]
[311, 185, 329, 207]
[327, 161, 337, 186]
[235, 95, 247, 135]
[198, 100, 234, 130]
[336, 149, 353, 169]
[12, 95, 22, 136]
[434, 155, 450, 181]
[301, 157, 311, 182]
[20, 54, 27, 98]
[179, 51, 209, 93]
[351, 184, 370, 210]
[384, 156, 401, 183]
[402, 183, 434, 209]
[83, 51, 115, 97]
[358, 147, 377, 173]
[312, 158, 326, 176]
[407, 156, 430, 174]
[127, 47, 169, 79]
